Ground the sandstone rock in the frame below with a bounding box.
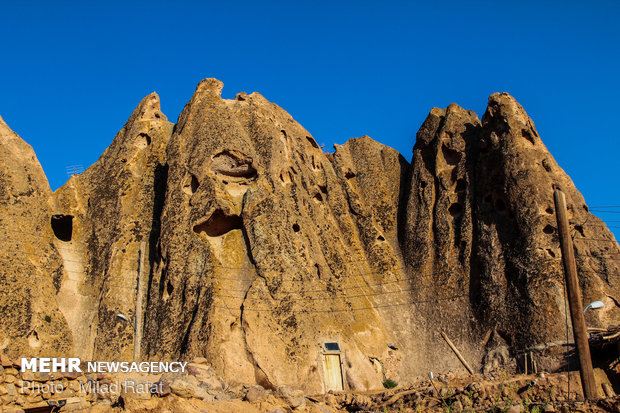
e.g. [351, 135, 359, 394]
[276, 385, 305, 409]
[506, 404, 522, 413]
[0, 81, 618, 397]
[170, 377, 198, 398]
[192, 357, 209, 365]
[0, 116, 72, 358]
[245, 385, 266, 402]
[51, 92, 173, 361]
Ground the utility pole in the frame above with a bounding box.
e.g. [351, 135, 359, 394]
[554, 189, 598, 400]
[134, 241, 146, 362]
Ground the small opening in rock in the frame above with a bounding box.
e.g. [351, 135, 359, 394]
[134, 133, 151, 149]
[441, 144, 461, 165]
[306, 136, 319, 149]
[546, 207, 554, 215]
[51, 214, 73, 242]
[583, 205, 589, 212]
[319, 185, 328, 194]
[182, 174, 199, 195]
[455, 179, 466, 192]
[154, 113, 161, 119]
[292, 223, 300, 232]
[421, 181, 427, 189]
[193, 209, 243, 237]
[449, 203, 463, 218]
[495, 199, 506, 212]
[281, 130, 288, 140]
[141, 133, 151, 145]
[543, 225, 555, 235]
[521, 129, 535, 145]
[313, 193, 323, 202]
[345, 171, 355, 179]
[574, 225, 585, 237]
[211, 150, 257, 179]
[484, 194, 493, 204]
[377, 235, 385, 241]
[166, 281, 174, 296]
[546, 249, 556, 258]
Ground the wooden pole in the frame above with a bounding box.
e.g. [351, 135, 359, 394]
[554, 189, 598, 400]
[440, 331, 474, 375]
[134, 241, 146, 362]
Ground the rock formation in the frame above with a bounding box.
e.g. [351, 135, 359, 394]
[0, 81, 618, 394]
[0, 115, 72, 356]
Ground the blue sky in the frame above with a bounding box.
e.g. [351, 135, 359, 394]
[1, 1, 619, 237]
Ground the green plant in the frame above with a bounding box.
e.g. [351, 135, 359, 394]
[44, 315, 51, 323]
[383, 378, 398, 389]
[530, 406, 541, 413]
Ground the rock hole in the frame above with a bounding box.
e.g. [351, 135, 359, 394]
[521, 129, 535, 145]
[542, 159, 552, 173]
[543, 225, 555, 235]
[574, 225, 585, 237]
[166, 281, 173, 297]
[546, 249, 556, 258]
[583, 205, 589, 212]
[28, 330, 41, 349]
[154, 113, 161, 119]
[306, 136, 319, 149]
[182, 173, 199, 195]
[484, 194, 493, 204]
[319, 185, 327, 194]
[441, 143, 461, 165]
[51, 214, 73, 242]
[449, 203, 463, 218]
[135, 133, 151, 148]
[420, 181, 427, 189]
[281, 130, 288, 140]
[495, 199, 506, 213]
[377, 235, 385, 241]
[455, 179, 466, 192]
[211, 150, 257, 179]
[193, 209, 243, 237]
[345, 171, 355, 179]
[546, 207, 554, 215]
[292, 223, 300, 232]
[313, 193, 323, 202]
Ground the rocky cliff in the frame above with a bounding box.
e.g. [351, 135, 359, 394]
[0, 81, 618, 393]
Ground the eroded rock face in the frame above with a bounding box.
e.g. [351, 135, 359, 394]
[52, 93, 173, 360]
[142, 79, 395, 392]
[0, 116, 72, 357]
[403, 94, 620, 375]
[0, 82, 618, 393]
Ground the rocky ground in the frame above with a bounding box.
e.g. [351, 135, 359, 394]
[1, 354, 619, 412]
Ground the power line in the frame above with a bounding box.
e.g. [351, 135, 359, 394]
[213, 291, 477, 313]
[573, 238, 619, 243]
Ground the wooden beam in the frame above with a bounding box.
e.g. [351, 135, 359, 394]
[440, 331, 474, 375]
[134, 241, 146, 362]
[554, 189, 598, 400]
